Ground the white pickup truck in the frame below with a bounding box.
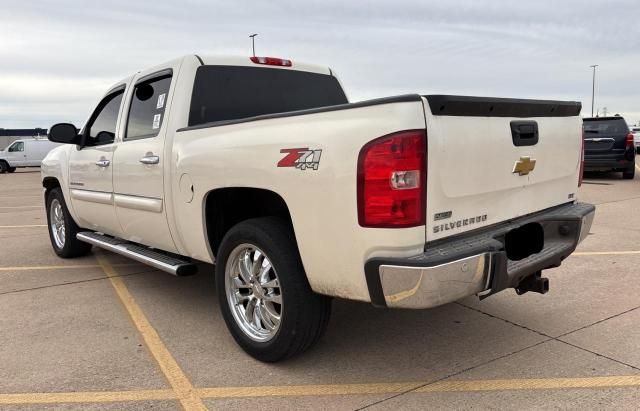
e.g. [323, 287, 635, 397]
[42, 55, 595, 362]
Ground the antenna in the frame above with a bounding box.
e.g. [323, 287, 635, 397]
[249, 34, 258, 57]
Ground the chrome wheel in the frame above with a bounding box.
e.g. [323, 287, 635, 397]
[50, 198, 66, 249]
[225, 244, 282, 342]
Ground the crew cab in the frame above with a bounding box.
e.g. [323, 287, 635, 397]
[42, 55, 595, 362]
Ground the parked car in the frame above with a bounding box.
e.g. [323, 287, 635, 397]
[0, 138, 62, 173]
[42, 55, 594, 361]
[583, 116, 636, 179]
[630, 126, 640, 154]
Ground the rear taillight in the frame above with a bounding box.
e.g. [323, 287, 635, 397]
[249, 56, 292, 67]
[357, 130, 426, 228]
[626, 132, 634, 148]
[579, 128, 585, 187]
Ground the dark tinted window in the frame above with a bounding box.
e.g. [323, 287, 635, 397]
[188, 65, 348, 126]
[87, 91, 123, 146]
[583, 118, 629, 135]
[126, 75, 172, 140]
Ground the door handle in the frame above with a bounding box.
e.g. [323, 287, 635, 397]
[139, 155, 160, 165]
[95, 159, 110, 167]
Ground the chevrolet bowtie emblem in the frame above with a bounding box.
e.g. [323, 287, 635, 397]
[513, 156, 536, 176]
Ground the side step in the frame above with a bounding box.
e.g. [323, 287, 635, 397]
[77, 232, 198, 276]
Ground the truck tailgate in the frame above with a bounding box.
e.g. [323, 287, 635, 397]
[422, 95, 582, 242]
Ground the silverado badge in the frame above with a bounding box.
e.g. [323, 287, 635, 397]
[512, 156, 536, 176]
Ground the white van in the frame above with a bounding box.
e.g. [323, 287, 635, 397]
[0, 138, 62, 173]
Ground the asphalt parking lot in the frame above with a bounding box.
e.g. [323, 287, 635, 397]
[1, 166, 640, 410]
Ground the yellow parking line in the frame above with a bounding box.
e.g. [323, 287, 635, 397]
[573, 250, 640, 256]
[197, 382, 422, 398]
[0, 263, 140, 272]
[0, 389, 175, 405]
[0, 224, 47, 228]
[417, 375, 640, 393]
[1, 375, 640, 405]
[96, 254, 207, 411]
[195, 375, 640, 398]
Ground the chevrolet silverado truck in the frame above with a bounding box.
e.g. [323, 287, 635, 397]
[42, 55, 595, 362]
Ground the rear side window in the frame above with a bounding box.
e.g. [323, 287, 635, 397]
[583, 119, 629, 135]
[188, 65, 348, 126]
[126, 75, 172, 140]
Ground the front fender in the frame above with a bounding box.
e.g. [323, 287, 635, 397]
[41, 146, 80, 224]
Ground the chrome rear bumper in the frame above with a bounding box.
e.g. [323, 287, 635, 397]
[365, 202, 595, 309]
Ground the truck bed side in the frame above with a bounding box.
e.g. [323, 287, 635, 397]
[168, 96, 428, 301]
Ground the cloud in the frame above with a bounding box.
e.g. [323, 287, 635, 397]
[1, 0, 639, 128]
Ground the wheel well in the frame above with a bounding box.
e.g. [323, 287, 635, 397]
[204, 188, 294, 257]
[42, 177, 61, 192]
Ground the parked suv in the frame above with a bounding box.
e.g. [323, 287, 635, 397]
[583, 117, 635, 179]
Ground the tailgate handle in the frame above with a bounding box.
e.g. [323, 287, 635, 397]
[511, 121, 539, 146]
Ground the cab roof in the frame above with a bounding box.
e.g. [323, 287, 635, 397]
[196, 55, 332, 75]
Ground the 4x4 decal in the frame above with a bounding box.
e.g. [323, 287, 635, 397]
[278, 148, 322, 171]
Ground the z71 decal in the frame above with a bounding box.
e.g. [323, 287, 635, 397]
[278, 148, 322, 171]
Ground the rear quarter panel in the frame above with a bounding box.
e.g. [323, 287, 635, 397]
[170, 101, 427, 301]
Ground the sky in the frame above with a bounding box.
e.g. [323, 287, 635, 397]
[1, 0, 639, 129]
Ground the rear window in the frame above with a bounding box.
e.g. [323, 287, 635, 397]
[188, 65, 348, 126]
[583, 118, 629, 135]
[126, 75, 172, 140]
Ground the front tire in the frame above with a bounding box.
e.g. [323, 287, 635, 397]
[7, 167, 15, 173]
[215, 217, 331, 362]
[46, 187, 92, 258]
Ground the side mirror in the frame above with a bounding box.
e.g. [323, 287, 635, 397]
[49, 123, 81, 144]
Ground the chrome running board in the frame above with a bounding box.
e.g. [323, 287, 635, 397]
[77, 231, 197, 276]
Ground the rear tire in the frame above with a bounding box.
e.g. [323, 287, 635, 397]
[215, 217, 331, 362]
[46, 187, 92, 258]
[0, 161, 7, 174]
[623, 166, 635, 180]
[7, 167, 15, 173]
